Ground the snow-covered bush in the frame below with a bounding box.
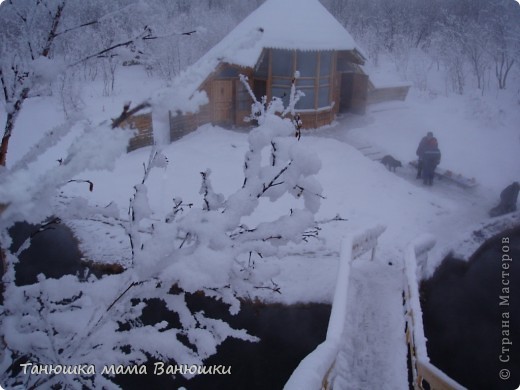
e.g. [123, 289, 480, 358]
[0, 80, 322, 388]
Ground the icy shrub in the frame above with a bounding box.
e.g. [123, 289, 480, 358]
[0, 85, 322, 388]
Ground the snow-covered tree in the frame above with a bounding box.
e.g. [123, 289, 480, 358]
[0, 0, 131, 165]
[0, 0, 198, 165]
[329, 0, 519, 95]
[0, 73, 323, 387]
[0, 0, 67, 166]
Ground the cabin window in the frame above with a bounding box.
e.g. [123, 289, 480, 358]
[320, 51, 332, 77]
[297, 78, 315, 87]
[271, 49, 293, 77]
[298, 88, 316, 109]
[236, 81, 250, 111]
[271, 86, 290, 107]
[317, 51, 333, 109]
[318, 86, 330, 107]
[267, 49, 333, 110]
[297, 51, 317, 77]
[255, 51, 269, 78]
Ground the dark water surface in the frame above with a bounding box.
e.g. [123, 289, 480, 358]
[6, 221, 331, 389]
[421, 227, 520, 390]
[9, 221, 88, 286]
[115, 297, 331, 390]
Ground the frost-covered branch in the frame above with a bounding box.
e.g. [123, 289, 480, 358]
[41, 1, 65, 58]
[125, 147, 167, 263]
[200, 170, 224, 211]
[70, 26, 154, 67]
[53, 20, 99, 38]
[0, 120, 131, 241]
[239, 72, 304, 138]
[111, 101, 152, 129]
[1, 64, 324, 389]
[257, 161, 292, 198]
[281, 72, 305, 118]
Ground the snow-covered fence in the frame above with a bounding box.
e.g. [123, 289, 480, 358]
[169, 106, 211, 142]
[367, 85, 410, 105]
[403, 235, 467, 390]
[284, 225, 386, 390]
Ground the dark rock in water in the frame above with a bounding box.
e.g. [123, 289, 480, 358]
[489, 182, 519, 217]
[420, 227, 520, 390]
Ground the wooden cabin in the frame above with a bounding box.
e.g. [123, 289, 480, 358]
[168, 0, 381, 140]
[164, 0, 409, 143]
[199, 49, 368, 128]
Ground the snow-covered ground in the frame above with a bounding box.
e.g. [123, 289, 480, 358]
[4, 64, 519, 304]
[3, 65, 519, 388]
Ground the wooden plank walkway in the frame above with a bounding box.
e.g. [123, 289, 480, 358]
[328, 259, 409, 390]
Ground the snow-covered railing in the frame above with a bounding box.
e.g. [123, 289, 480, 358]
[284, 225, 386, 390]
[403, 235, 467, 390]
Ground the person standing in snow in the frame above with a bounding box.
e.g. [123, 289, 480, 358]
[421, 137, 441, 186]
[416, 131, 436, 179]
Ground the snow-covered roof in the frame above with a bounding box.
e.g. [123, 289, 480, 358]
[204, 0, 361, 68]
[166, 0, 362, 108]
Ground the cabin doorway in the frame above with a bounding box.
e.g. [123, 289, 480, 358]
[339, 72, 368, 114]
[211, 80, 234, 126]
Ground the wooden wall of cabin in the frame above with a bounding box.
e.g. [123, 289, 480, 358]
[235, 78, 253, 125]
[367, 85, 410, 105]
[169, 65, 253, 143]
[122, 112, 154, 151]
[336, 51, 368, 115]
[293, 110, 334, 129]
[339, 72, 368, 114]
[169, 104, 211, 143]
[207, 65, 253, 128]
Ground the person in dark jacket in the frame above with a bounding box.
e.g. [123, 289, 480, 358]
[489, 182, 520, 217]
[416, 131, 436, 179]
[421, 137, 441, 186]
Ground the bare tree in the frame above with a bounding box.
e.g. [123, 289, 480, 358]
[0, 0, 66, 166]
[462, 22, 491, 90]
[483, 0, 519, 90]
